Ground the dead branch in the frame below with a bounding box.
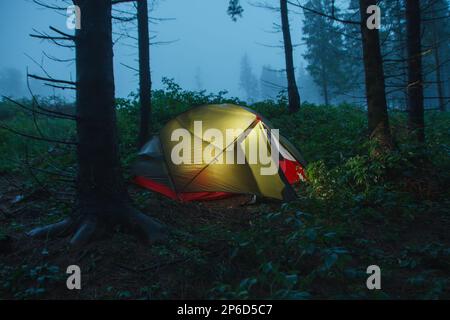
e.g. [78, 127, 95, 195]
[28, 73, 76, 86]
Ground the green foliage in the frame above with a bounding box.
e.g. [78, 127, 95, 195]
[0, 263, 62, 299]
[209, 205, 354, 299]
[0, 85, 449, 299]
[0, 97, 75, 173]
[204, 102, 450, 299]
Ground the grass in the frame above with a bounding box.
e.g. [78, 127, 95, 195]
[0, 82, 449, 299]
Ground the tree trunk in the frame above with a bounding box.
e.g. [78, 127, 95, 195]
[28, 0, 165, 247]
[395, 0, 408, 110]
[323, 84, 329, 106]
[406, 0, 425, 142]
[433, 38, 445, 113]
[75, 0, 127, 218]
[359, 0, 393, 148]
[431, 15, 446, 112]
[280, 0, 301, 113]
[321, 67, 329, 105]
[137, 0, 152, 147]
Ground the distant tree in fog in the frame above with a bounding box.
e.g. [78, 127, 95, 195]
[296, 66, 321, 104]
[229, 0, 301, 110]
[422, 0, 450, 112]
[260, 65, 286, 101]
[194, 67, 204, 91]
[0, 68, 26, 98]
[239, 54, 259, 102]
[302, 0, 351, 105]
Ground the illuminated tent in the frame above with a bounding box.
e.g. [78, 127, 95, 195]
[132, 104, 306, 201]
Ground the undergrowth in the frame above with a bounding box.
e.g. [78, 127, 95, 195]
[0, 80, 449, 299]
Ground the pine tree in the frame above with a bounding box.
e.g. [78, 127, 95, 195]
[28, 0, 166, 247]
[296, 66, 321, 104]
[422, 0, 450, 112]
[406, 0, 425, 142]
[137, 0, 152, 148]
[194, 67, 204, 91]
[359, 0, 393, 148]
[341, 0, 366, 105]
[239, 54, 259, 102]
[302, 0, 351, 105]
[280, 0, 301, 112]
[382, 0, 409, 110]
[260, 65, 286, 100]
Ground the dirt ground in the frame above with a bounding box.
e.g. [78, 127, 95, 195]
[0, 172, 274, 299]
[1, 171, 449, 299]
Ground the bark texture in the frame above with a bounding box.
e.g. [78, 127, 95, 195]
[359, 0, 393, 148]
[28, 0, 165, 247]
[406, 0, 425, 142]
[137, 0, 152, 148]
[280, 0, 301, 113]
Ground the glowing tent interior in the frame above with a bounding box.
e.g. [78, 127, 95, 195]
[132, 104, 307, 201]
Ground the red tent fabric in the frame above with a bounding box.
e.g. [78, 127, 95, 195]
[134, 176, 233, 201]
[134, 157, 306, 202]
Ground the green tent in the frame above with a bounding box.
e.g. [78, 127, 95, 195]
[133, 104, 306, 201]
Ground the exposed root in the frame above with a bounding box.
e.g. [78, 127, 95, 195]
[26, 218, 74, 238]
[126, 206, 167, 244]
[27, 205, 168, 249]
[69, 216, 100, 248]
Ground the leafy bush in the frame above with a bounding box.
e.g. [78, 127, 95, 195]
[0, 84, 449, 299]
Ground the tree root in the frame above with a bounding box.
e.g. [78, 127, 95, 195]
[69, 216, 99, 248]
[27, 205, 168, 249]
[125, 206, 167, 244]
[26, 218, 75, 238]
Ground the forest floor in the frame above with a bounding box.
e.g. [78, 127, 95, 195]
[0, 94, 449, 299]
[0, 176, 271, 299]
[0, 171, 449, 300]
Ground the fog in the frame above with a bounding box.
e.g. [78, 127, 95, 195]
[0, 0, 319, 101]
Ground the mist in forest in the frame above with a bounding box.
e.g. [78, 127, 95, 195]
[0, 0, 323, 102]
[0, 0, 450, 301]
[0, 0, 448, 108]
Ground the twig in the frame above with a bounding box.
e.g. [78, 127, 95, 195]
[28, 73, 76, 86]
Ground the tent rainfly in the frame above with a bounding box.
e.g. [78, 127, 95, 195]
[132, 104, 306, 201]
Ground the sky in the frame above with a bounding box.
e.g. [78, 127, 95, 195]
[0, 0, 307, 100]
